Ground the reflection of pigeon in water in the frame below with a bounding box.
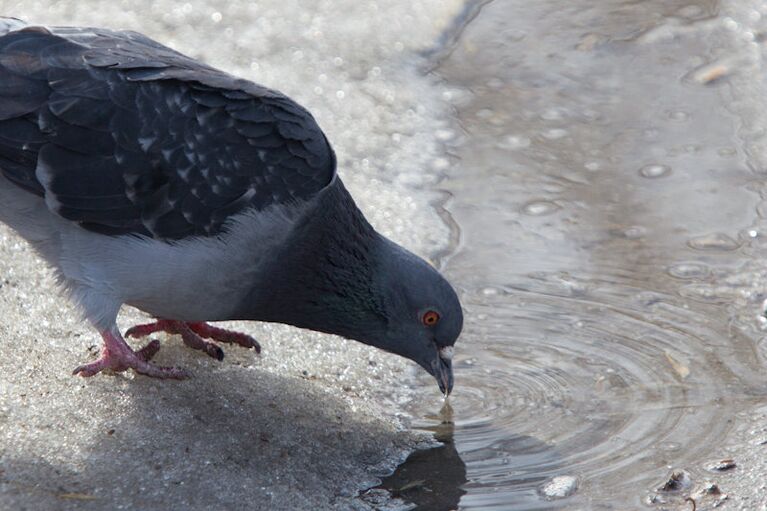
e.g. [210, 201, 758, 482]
[377, 402, 467, 508]
[0, 18, 462, 394]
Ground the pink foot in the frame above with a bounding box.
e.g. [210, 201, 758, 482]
[125, 320, 260, 360]
[73, 328, 188, 379]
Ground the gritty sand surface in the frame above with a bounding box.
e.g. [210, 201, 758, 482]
[0, 1, 462, 509]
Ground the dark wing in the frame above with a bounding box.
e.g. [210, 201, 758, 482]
[0, 21, 335, 239]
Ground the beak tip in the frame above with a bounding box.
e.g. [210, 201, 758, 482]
[437, 367, 454, 397]
[430, 349, 455, 397]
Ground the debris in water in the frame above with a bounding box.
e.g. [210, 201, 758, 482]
[664, 351, 690, 379]
[690, 63, 729, 85]
[541, 475, 578, 499]
[700, 482, 723, 495]
[706, 459, 736, 472]
[687, 233, 740, 251]
[691, 482, 729, 508]
[658, 470, 692, 492]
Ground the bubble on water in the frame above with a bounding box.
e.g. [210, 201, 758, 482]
[211, 12, 222, 23]
[718, 147, 737, 157]
[683, 144, 701, 153]
[622, 226, 647, 239]
[503, 135, 531, 150]
[431, 157, 450, 171]
[667, 262, 710, 279]
[435, 129, 455, 142]
[639, 164, 671, 178]
[658, 441, 682, 452]
[643, 128, 659, 139]
[542, 128, 568, 140]
[476, 108, 494, 119]
[723, 17, 739, 31]
[521, 200, 561, 216]
[540, 108, 566, 121]
[667, 110, 690, 121]
[584, 161, 601, 171]
[687, 233, 741, 251]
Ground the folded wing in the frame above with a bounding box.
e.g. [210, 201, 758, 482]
[0, 21, 335, 239]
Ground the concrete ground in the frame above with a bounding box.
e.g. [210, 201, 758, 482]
[0, 1, 463, 509]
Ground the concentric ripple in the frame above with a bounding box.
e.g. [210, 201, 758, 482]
[402, 275, 763, 510]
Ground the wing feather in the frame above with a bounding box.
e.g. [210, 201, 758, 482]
[0, 19, 335, 239]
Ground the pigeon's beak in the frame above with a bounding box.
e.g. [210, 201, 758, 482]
[432, 346, 454, 396]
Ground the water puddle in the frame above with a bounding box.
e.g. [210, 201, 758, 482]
[385, 0, 767, 508]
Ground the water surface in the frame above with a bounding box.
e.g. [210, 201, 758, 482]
[392, 1, 767, 508]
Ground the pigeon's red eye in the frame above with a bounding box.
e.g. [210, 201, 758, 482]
[422, 310, 440, 326]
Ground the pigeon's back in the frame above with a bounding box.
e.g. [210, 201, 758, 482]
[0, 18, 336, 241]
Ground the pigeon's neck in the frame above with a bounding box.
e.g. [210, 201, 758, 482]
[241, 180, 390, 342]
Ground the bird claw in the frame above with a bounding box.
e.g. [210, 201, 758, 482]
[73, 332, 188, 379]
[75, 320, 259, 379]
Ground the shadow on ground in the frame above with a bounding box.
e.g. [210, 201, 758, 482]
[0, 340, 411, 511]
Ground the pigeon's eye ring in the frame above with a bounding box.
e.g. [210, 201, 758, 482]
[422, 310, 440, 326]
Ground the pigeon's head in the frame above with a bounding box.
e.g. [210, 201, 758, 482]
[375, 239, 463, 395]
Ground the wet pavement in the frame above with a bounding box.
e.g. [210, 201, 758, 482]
[398, 0, 767, 509]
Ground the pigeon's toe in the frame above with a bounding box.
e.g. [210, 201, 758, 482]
[72, 358, 111, 377]
[125, 319, 260, 359]
[188, 322, 262, 353]
[175, 322, 226, 361]
[135, 339, 161, 362]
[74, 328, 189, 380]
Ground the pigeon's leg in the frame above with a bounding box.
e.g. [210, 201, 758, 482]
[73, 327, 188, 379]
[187, 322, 261, 353]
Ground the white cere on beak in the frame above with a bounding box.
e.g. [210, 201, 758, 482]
[439, 346, 454, 361]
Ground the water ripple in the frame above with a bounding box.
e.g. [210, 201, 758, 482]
[403, 274, 762, 509]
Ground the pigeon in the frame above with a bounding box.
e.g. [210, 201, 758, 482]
[0, 18, 462, 394]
